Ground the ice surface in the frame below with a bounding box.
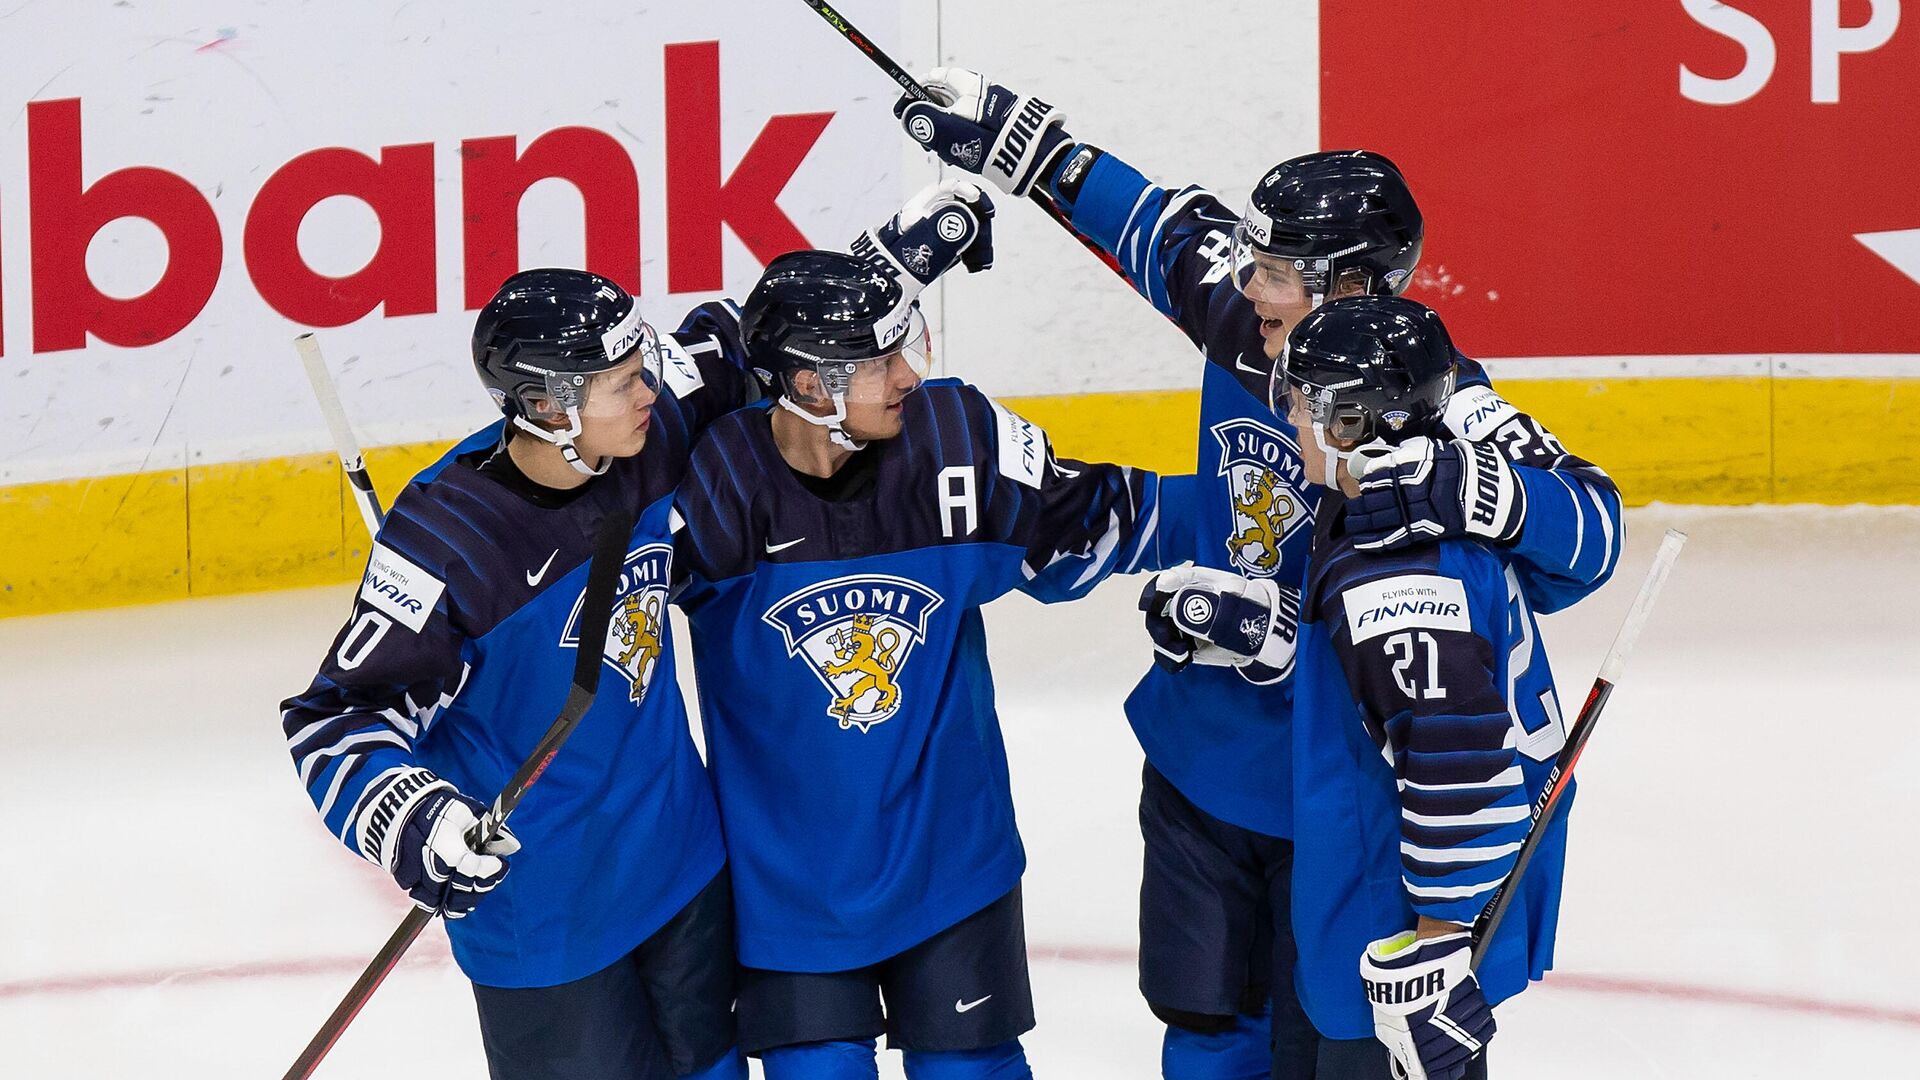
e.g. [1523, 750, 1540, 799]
[3, 505, 1916, 1077]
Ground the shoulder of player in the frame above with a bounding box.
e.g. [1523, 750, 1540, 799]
[916, 381, 1058, 488]
[677, 405, 775, 535]
[1439, 352, 1528, 443]
[379, 460, 577, 591]
[685, 403, 769, 470]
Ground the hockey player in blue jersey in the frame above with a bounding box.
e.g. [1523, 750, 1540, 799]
[280, 267, 752, 1080]
[1148, 296, 1582, 1079]
[670, 247, 1173, 1080]
[895, 69, 1623, 1078]
[280, 180, 998, 1079]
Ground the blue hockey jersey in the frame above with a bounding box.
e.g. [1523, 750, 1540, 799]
[672, 381, 1170, 972]
[1051, 148, 1624, 837]
[1290, 498, 1571, 1039]
[280, 304, 758, 989]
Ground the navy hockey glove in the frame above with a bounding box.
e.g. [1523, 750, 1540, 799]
[851, 179, 995, 301]
[895, 67, 1073, 198]
[1360, 931, 1495, 1080]
[1138, 565, 1298, 678]
[1347, 437, 1527, 552]
[352, 767, 520, 919]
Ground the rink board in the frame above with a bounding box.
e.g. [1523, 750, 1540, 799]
[8, 370, 1920, 617]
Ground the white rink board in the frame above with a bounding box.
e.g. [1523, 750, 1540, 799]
[0, 0, 914, 484]
[3, 506, 1920, 1076]
[0, 0, 1316, 486]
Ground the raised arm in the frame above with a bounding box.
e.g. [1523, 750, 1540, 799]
[969, 393, 1167, 602]
[895, 66, 1239, 349]
[1345, 363, 1625, 612]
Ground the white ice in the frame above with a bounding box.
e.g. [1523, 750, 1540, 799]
[3, 505, 1917, 1078]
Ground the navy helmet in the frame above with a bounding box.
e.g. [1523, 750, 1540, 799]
[740, 250, 931, 447]
[1231, 150, 1423, 306]
[1275, 295, 1455, 448]
[471, 268, 661, 474]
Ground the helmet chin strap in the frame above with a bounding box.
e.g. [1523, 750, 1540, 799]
[776, 392, 867, 452]
[1307, 421, 1347, 489]
[511, 411, 610, 477]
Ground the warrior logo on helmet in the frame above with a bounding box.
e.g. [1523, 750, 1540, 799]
[559, 544, 673, 705]
[763, 575, 945, 733]
[1212, 419, 1312, 577]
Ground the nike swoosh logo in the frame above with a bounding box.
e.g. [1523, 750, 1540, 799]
[1234, 351, 1266, 375]
[955, 995, 992, 1013]
[526, 549, 558, 587]
[765, 537, 807, 554]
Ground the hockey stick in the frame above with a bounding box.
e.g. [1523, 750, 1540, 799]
[1468, 528, 1688, 969]
[280, 506, 635, 1080]
[295, 333, 386, 536]
[794, 0, 1126, 280]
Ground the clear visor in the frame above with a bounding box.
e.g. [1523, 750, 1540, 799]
[1230, 223, 1372, 307]
[807, 309, 934, 404]
[548, 322, 665, 419]
[1273, 363, 1374, 445]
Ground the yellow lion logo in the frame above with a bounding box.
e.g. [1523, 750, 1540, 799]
[1226, 468, 1295, 573]
[820, 612, 903, 728]
[613, 593, 664, 703]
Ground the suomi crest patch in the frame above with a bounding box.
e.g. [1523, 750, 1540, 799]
[762, 575, 945, 733]
[559, 544, 673, 705]
[1210, 418, 1311, 577]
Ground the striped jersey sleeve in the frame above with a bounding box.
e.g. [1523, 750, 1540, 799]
[1448, 363, 1626, 612]
[1051, 149, 1240, 347]
[978, 395, 1165, 603]
[278, 511, 469, 856]
[1327, 565, 1529, 925]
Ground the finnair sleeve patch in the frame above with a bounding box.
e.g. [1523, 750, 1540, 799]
[658, 336, 707, 399]
[360, 544, 446, 633]
[1343, 574, 1471, 644]
[1444, 384, 1519, 443]
[989, 396, 1050, 489]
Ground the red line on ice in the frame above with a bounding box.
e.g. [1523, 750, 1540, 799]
[5, 945, 1918, 1030]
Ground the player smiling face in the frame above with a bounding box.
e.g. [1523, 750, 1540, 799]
[1237, 251, 1371, 360]
[838, 345, 930, 440]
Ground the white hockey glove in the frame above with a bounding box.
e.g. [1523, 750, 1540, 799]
[1346, 436, 1527, 552]
[894, 67, 1073, 198]
[1138, 565, 1298, 678]
[850, 179, 995, 303]
[1360, 931, 1496, 1080]
[352, 767, 520, 919]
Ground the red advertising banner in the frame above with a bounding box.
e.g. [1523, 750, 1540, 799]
[1321, 1, 1920, 357]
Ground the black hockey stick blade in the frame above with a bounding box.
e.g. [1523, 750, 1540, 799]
[1468, 529, 1686, 969]
[280, 506, 634, 1080]
[793, 0, 1126, 280]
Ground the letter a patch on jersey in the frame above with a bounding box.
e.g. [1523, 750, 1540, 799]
[762, 575, 945, 733]
[560, 544, 674, 704]
[1210, 419, 1311, 577]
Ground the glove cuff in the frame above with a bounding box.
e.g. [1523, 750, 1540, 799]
[1047, 143, 1105, 209]
[988, 96, 1071, 197]
[1456, 439, 1525, 544]
[849, 227, 927, 304]
[1361, 930, 1475, 1017]
[352, 766, 452, 871]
